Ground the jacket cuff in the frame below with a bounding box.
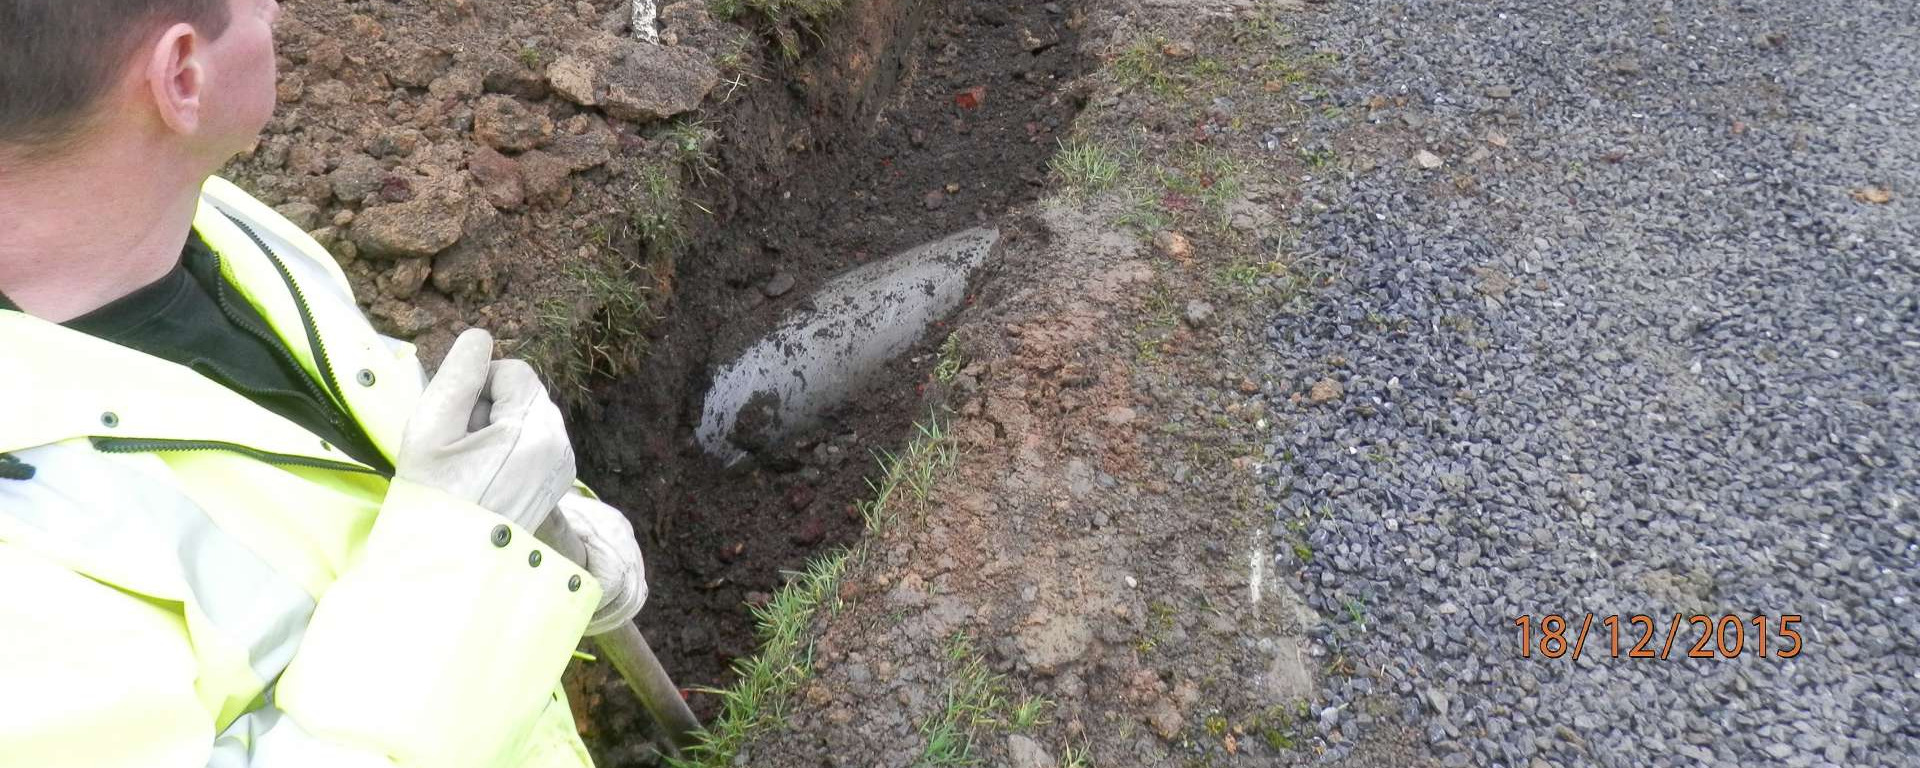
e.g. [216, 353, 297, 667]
[274, 478, 598, 767]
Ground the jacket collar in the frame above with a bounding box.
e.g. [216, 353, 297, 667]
[1, 177, 421, 464]
[0, 308, 358, 464]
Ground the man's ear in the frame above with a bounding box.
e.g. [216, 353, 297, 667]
[145, 23, 204, 135]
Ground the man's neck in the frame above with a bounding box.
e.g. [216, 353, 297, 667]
[0, 142, 207, 323]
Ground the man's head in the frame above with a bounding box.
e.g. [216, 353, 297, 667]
[0, 0, 280, 171]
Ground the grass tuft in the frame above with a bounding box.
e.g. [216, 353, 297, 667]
[1134, 600, 1177, 653]
[711, 0, 843, 61]
[1049, 138, 1125, 195]
[663, 120, 721, 180]
[673, 413, 957, 766]
[934, 333, 965, 383]
[1112, 40, 1180, 97]
[915, 631, 1013, 767]
[522, 250, 654, 405]
[1153, 145, 1245, 231]
[1008, 695, 1054, 731]
[860, 412, 958, 532]
[671, 550, 851, 767]
[628, 166, 686, 257]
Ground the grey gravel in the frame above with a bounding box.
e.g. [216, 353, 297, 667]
[1264, 1, 1919, 766]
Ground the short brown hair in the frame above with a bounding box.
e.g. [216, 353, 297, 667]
[1, 0, 232, 156]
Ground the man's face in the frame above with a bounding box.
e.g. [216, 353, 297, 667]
[195, 0, 281, 158]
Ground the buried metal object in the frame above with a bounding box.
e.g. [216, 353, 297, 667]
[697, 228, 1000, 464]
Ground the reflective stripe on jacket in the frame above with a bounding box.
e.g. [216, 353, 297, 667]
[0, 177, 601, 768]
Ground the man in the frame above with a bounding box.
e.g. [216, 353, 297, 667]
[0, 1, 648, 766]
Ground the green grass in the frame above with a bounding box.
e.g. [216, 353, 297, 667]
[1008, 695, 1054, 731]
[1110, 40, 1245, 101]
[859, 413, 958, 532]
[670, 552, 852, 767]
[1135, 600, 1177, 653]
[710, 0, 842, 22]
[1343, 595, 1368, 629]
[517, 45, 542, 68]
[1155, 145, 1244, 228]
[1297, 144, 1338, 173]
[1115, 187, 1176, 234]
[715, 45, 753, 73]
[627, 166, 686, 258]
[1059, 741, 1091, 768]
[1253, 703, 1311, 752]
[1213, 252, 1317, 306]
[1129, 278, 1183, 364]
[1142, 280, 1181, 326]
[1049, 138, 1125, 195]
[1236, 6, 1295, 46]
[1135, 336, 1168, 363]
[915, 632, 1064, 767]
[521, 159, 694, 404]
[663, 120, 720, 179]
[522, 249, 654, 404]
[1106, 145, 1250, 238]
[710, 0, 842, 60]
[670, 412, 958, 767]
[1190, 56, 1228, 83]
[1113, 40, 1181, 97]
[1217, 260, 1266, 291]
[916, 632, 1009, 767]
[934, 333, 964, 383]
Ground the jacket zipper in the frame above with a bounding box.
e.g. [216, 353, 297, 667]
[93, 437, 387, 477]
[216, 210, 355, 432]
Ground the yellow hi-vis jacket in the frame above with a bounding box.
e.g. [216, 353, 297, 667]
[0, 177, 603, 768]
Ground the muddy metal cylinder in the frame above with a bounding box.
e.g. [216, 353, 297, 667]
[696, 228, 999, 464]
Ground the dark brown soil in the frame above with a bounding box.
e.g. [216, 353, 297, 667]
[681, 0, 1439, 763]
[564, 0, 1090, 760]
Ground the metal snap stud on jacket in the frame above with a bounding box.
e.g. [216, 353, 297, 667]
[490, 525, 511, 547]
[355, 369, 376, 387]
[0, 453, 34, 481]
[100, 412, 119, 428]
[528, 550, 543, 567]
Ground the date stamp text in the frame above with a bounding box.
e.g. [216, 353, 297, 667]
[1513, 614, 1804, 660]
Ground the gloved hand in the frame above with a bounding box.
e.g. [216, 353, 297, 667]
[396, 328, 575, 532]
[537, 496, 647, 635]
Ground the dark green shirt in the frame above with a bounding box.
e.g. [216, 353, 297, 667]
[0, 233, 393, 474]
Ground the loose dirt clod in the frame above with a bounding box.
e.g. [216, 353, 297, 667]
[1308, 378, 1344, 404]
[1152, 229, 1193, 263]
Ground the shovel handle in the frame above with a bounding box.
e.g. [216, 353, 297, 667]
[541, 512, 704, 756]
[594, 621, 705, 755]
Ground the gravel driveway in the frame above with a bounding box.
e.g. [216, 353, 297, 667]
[1265, 1, 1918, 765]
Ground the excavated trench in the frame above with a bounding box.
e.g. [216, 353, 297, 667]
[566, 0, 1089, 760]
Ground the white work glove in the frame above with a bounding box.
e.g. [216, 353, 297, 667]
[538, 496, 648, 635]
[397, 328, 575, 532]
